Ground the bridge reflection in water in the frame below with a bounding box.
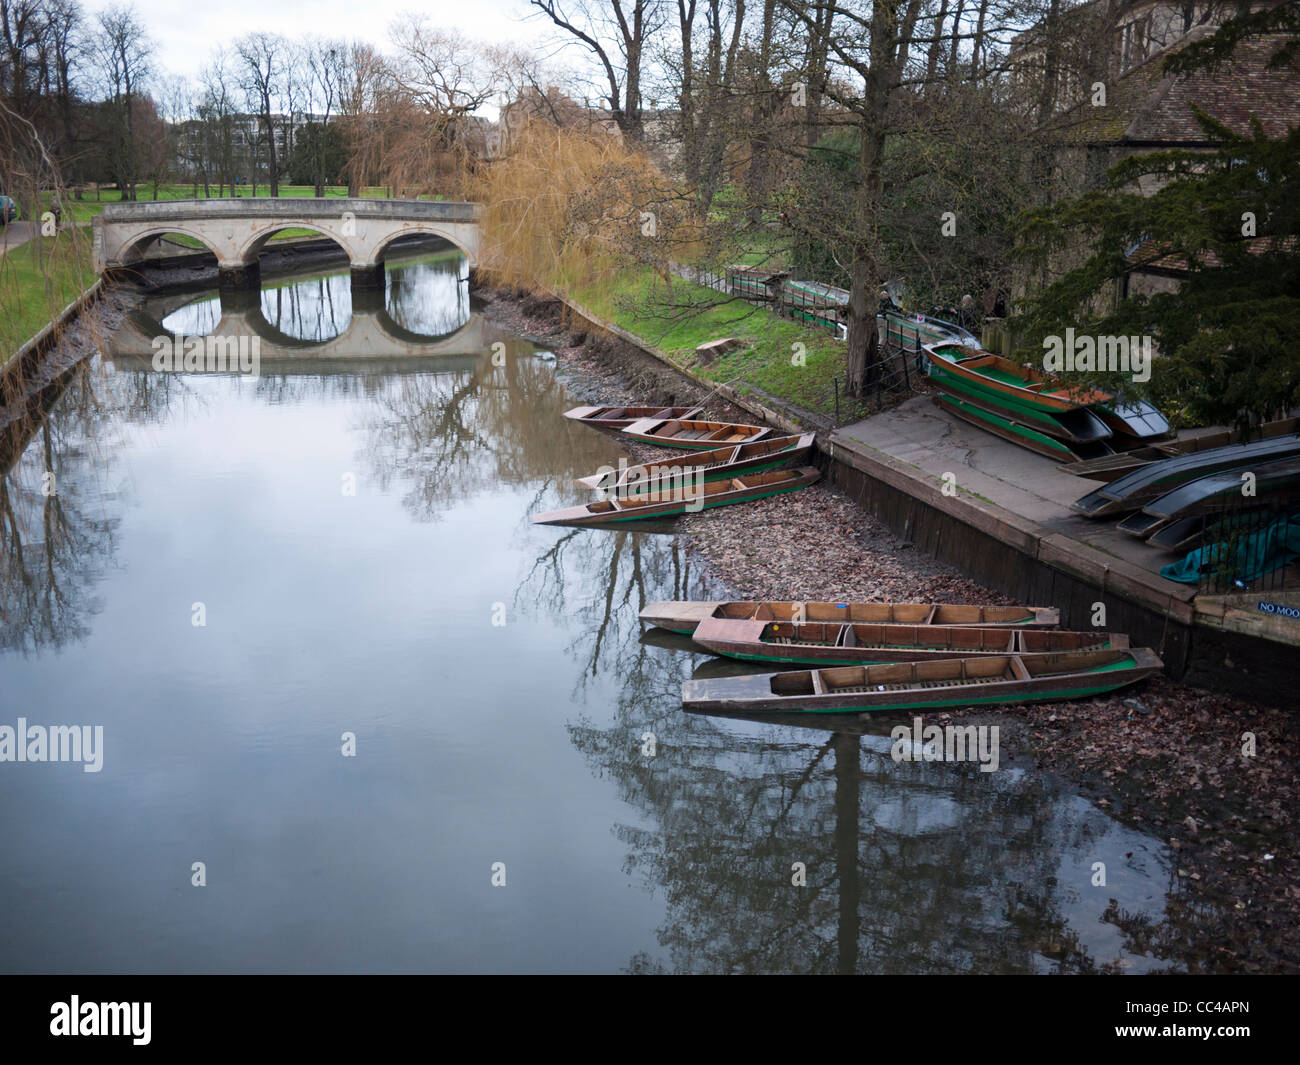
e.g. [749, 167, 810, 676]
[107, 251, 501, 372]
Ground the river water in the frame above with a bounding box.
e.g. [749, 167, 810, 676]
[0, 249, 1194, 973]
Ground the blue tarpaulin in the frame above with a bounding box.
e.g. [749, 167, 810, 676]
[1161, 513, 1300, 585]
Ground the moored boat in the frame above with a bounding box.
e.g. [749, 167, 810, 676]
[576, 433, 815, 491]
[639, 599, 1060, 636]
[621, 416, 774, 450]
[1095, 398, 1172, 442]
[927, 362, 1113, 444]
[562, 404, 703, 430]
[531, 467, 820, 526]
[935, 394, 1106, 462]
[690, 615, 1127, 667]
[923, 342, 1107, 414]
[680, 648, 1164, 715]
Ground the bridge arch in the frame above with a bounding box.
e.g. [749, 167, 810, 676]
[118, 227, 223, 265]
[372, 225, 472, 264]
[240, 222, 351, 265]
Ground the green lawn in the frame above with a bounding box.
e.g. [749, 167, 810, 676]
[0, 229, 96, 358]
[566, 266, 876, 423]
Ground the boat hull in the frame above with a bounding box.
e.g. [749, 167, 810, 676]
[639, 600, 1061, 635]
[621, 417, 774, 450]
[575, 434, 815, 490]
[690, 616, 1128, 666]
[562, 405, 702, 430]
[935, 395, 1091, 461]
[1072, 434, 1300, 517]
[531, 467, 820, 526]
[681, 649, 1163, 714]
[927, 364, 1113, 443]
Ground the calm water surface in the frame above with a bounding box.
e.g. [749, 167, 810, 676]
[0, 251, 1193, 973]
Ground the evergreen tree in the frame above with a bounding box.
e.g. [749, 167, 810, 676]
[1015, 21, 1300, 434]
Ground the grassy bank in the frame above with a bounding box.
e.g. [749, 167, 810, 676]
[564, 266, 877, 424]
[0, 230, 96, 358]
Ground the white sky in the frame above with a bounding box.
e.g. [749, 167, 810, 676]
[82, 0, 545, 92]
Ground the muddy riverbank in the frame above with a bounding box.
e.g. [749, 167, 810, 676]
[481, 284, 1300, 974]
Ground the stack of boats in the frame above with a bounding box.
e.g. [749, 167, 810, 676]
[920, 341, 1173, 461]
[1067, 425, 1300, 553]
[639, 599, 1162, 715]
[531, 405, 819, 526]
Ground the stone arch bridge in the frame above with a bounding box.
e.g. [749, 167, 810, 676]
[92, 197, 483, 289]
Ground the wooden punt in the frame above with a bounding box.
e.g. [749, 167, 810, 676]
[639, 599, 1060, 636]
[562, 404, 702, 430]
[620, 416, 774, 450]
[576, 433, 815, 491]
[881, 306, 981, 348]
[531, 467, 820, 526]
[690, 615, 1127, 667]
[923, 343, 1109, 414]
[935, 394, 1106, 462]
[1072, 434, 1300, 517]
[781, 279, 849, 331]
[680, 648, 1164, 715]
[927, 362, 1113, 444]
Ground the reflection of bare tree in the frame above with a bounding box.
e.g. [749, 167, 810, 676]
[0, 341, 202, 655]
[567, 707, 1170, 973]
[2, 361, 120, 652]
[357, 342, 623, 522]
[514, 503, 1201, 973]
[515, 516, 726, 705]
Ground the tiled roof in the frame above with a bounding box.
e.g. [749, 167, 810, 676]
[1127, 235, 1296, 274]
[1047, 29, 1300, 146]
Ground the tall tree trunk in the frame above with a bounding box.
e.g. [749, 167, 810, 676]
[677, 0, 699, 191]
[925, 0, 950, 87]
[804, 1, 833, 149]
[948, 0, 967, 85]
[746, 0, 779, 224]
[844, 2, 893, 396]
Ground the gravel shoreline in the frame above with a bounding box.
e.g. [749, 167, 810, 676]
[483, 284, 1300, 974]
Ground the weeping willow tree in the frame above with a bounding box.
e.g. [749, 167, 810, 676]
[471, 117, 688, 295]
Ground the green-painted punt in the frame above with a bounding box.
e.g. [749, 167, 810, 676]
[681, 651, 1162, 715]
[936, 395, 1078, 459]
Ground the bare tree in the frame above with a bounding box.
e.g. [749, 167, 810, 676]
[305, 37, 343, 195]
[198, 48, 236, 196]
[235, 31, 284, 196]
[529, 0, 665, 141]
[93, 3, 150, 200]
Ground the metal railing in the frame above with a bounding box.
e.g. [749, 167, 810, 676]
[1195, 501, 1300, 595]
